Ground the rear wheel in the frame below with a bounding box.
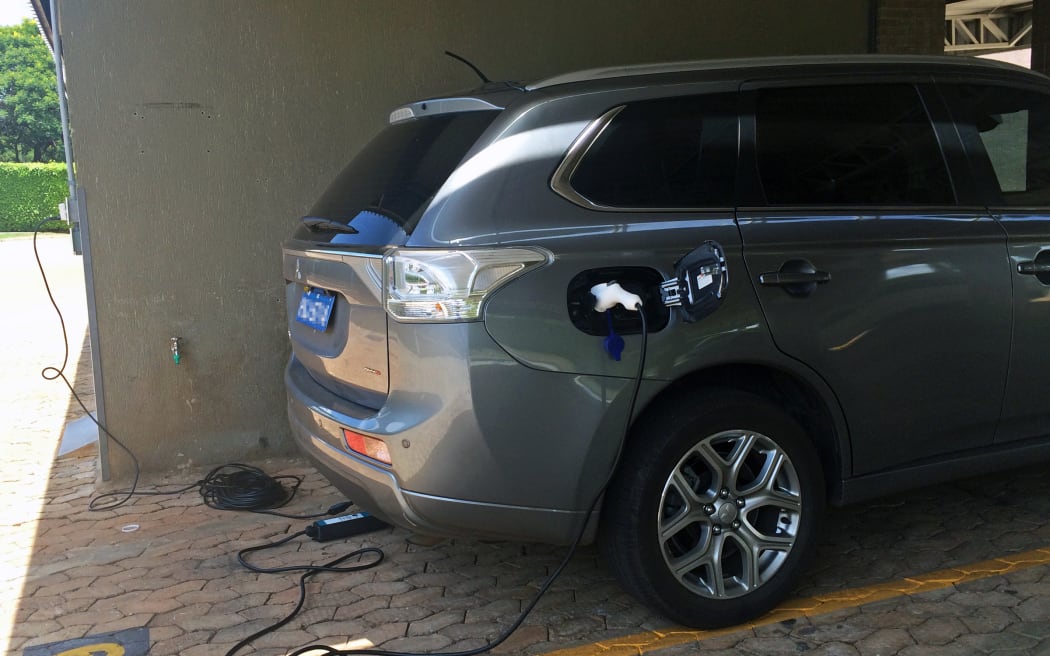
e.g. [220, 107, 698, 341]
[601, 389, 825, 628]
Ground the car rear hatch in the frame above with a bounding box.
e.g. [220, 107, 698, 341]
[283, 103, 502, 409]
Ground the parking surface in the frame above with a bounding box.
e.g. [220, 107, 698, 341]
[3, 235, 1050, 655]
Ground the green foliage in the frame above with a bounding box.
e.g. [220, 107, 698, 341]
[0, 162, 67, 231]
[0, 19, 61, 162]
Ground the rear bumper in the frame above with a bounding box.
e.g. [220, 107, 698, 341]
[284, 321, 638, 544]
[286, 364, 596, 544]
[284, 389, 425, 528]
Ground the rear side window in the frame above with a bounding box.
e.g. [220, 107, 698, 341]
[309, 111, 498, 236]
[950, 84, 1050, 207]
[755, 85, 954, 206]
[568, 94, 737, 208]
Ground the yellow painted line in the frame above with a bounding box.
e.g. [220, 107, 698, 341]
[547, 546, 1050, 656]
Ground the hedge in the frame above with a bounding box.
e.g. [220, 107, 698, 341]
[0, 162, 69, 232]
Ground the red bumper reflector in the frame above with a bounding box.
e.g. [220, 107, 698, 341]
[342, 429, 392, 465]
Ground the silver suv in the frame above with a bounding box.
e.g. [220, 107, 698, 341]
[283, 55, 1050, 627]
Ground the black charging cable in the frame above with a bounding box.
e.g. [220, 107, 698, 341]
[274, 306, 649, 656]
[225, 530, 385, 656]
[31, 216, 146, 511]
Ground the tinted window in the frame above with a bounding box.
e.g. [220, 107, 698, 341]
[951, 85, 1050, 206]
[308, 111, 498, 237]
[755, 85, 954, 206]
[569, 94, 737, 208]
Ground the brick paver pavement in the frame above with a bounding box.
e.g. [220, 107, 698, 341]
[4, 235, 1050, 656]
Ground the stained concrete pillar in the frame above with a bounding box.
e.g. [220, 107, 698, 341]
[1032, 0, 1050, 75]
[875, 0, 945, 55]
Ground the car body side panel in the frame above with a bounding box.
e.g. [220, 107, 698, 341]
[936, 79, 1050, 443]
[485, 218, 742, 376]
[478, 217, 857, 498]
[735, 78, 1013, 476]
[992, 212, 1050, 442]
[738, 209, 1012, 475]
[384, 320, 636, 510]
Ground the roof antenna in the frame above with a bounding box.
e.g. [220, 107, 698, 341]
[445, 50, 491, 84]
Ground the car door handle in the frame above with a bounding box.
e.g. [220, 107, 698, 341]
[759, 271, 831, 286]
[1017, 261, 1050, 275]
[759, 259, 830, 298]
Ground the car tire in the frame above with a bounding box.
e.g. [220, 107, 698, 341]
[600, 388, 825, 628]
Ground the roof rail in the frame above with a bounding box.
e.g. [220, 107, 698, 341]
[527, 54, 1035, 90]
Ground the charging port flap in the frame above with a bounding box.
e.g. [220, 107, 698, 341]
[660, 241, 728, 323]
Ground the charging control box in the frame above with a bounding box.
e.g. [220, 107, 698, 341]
[308, 512, 388, 542]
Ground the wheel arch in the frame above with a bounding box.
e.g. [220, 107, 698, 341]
[630, 362, 849, 505]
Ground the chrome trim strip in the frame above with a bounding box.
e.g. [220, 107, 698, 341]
[403, 489, 589, 515]
[550, 105, 625, 211]
[283, 247, 385, 296]
[283, 247, 383, 261]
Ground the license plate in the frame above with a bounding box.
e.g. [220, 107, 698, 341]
[296, 288, 335, 332]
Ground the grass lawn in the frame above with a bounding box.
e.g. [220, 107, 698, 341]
[0, 232, 66, 241]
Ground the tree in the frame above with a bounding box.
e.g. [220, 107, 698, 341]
[0, 19, 61, 162]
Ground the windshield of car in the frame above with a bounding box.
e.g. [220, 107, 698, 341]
[307, 111, 499, 242]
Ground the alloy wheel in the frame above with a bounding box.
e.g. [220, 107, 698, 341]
[657, 429, 802, 599]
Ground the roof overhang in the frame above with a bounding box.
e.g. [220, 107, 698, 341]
[29, 0, 53, 50]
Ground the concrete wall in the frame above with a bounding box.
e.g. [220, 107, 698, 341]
[875, 0, 943, 54]
[58, 0, 871, 479]
[1033, 0, 1050, 76]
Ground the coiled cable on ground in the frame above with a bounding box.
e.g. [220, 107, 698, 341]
[200, 463, 305, 516]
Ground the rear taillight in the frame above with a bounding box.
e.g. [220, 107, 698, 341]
[383, 248, 549, 321]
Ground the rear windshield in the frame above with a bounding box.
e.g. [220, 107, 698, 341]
[307, 111, 499, 240]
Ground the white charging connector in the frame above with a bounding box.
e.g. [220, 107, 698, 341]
[590, 282, 643, 312]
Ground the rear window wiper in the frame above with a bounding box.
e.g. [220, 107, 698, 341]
[301, 217, 359, 234]
[364, 205, 407, 227]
